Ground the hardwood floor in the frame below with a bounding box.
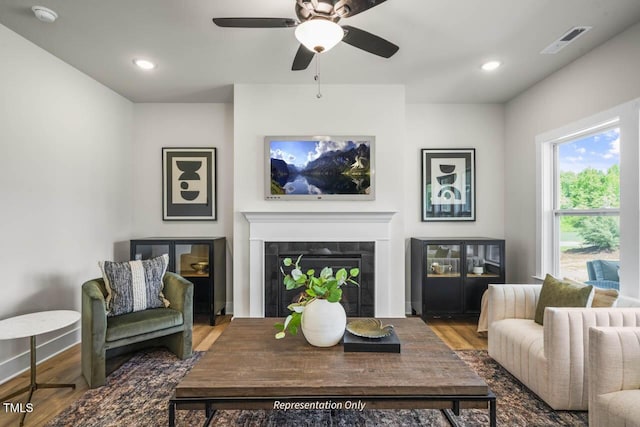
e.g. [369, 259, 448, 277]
[0, 315, 484, 427]
[427, 317, 488, 350]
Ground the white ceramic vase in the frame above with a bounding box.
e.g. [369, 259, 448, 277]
[301, 298, 346, 347]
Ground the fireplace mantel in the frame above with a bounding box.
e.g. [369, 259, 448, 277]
[242, 211, 397, 317]
[242, 211, 396, 224]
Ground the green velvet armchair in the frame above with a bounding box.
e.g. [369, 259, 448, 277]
[81, 272, 193, 388]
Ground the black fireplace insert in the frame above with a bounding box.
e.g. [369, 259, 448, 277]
[265, 241, 375, 317]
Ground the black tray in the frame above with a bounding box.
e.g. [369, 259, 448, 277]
[343, 329, 401, 353]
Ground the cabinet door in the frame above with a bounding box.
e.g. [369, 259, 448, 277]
[464, 242, 504, 312]
[131, 242, 173, 269]
[175, 243, 212, 315]
[464, 242, 503, 278]
[463, 279, 488, 313]
[175, 243, 211, 278]
[424, 243, 463, 314]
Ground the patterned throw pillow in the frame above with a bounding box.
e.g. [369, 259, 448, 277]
[99, 254, 170, 317]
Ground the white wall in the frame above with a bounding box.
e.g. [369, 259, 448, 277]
[404, 104, 505, 311]
[132, 103, 234, 307]
[404, 104, 505, 237]
[233, 84, 406, 317]
[0, 24, 133, 381]
[505, 22, 640, 296]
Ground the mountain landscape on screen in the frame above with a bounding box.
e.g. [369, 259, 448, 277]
[269, 139, 372, 197]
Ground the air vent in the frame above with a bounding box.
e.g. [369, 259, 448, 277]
[541, 26, 592, 54]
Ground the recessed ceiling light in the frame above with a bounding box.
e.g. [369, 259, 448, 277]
[133, 59, 156, 70]
[481, 60, 501, 71]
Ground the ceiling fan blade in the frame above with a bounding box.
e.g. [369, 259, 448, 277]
[212, 18, 297, 28]
[341, 25, 399, 58]
[292, 44, 315, 71]
[337, 0, 388, 18]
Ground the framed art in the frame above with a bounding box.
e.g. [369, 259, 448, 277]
[421, 148, 475, 221]
[162, 147, 217, 221]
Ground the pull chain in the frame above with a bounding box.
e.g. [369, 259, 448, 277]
[314, 54, 322, 99]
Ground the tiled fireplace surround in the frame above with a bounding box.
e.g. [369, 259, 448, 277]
[243, 211, 397, 317]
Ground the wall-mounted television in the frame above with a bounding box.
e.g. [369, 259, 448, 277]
[265, 136, 375, 200]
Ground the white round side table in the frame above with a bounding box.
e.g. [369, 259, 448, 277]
[0, 310, 80, 426]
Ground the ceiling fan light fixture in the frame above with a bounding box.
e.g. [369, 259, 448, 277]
[295, 19, 344, 53]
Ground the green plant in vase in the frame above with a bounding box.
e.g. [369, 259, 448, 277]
[274, 255, 360, 341]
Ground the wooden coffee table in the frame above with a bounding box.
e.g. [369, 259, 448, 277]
[170, 318, 495, 426]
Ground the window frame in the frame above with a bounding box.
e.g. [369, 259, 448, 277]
[536, 99, 640, 298]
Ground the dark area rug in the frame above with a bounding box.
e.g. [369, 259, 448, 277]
[46, 349, 588, 427]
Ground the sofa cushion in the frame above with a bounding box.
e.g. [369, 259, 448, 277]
[563, 277, 618, 307]
[99, 254, 170, 316]
[591, 260, 620, 281]
[592, 288, 619, 307]
[534, 274, 593, 325]
[105, 308, 184, 342]
[595, 390, 640, 427]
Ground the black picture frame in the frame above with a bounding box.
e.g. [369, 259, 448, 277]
[162, 147, 217, 221]
[421, 148, 475, 221]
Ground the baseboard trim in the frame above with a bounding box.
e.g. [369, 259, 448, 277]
[0, 327, 80, 385]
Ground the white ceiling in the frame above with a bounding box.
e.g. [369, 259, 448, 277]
[1, 0, 640, 103]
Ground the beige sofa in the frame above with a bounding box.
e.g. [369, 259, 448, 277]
[487, 284, 640, 410]
[588, 327, 640, 427]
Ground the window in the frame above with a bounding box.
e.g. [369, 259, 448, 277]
[537, 99, 640, 296]
[554, 128, 620, 281]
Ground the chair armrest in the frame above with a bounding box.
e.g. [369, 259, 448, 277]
[163, 272, 194, 327]
[589, 326, 640, 395]
[544, 307, 640, 362]
[81, 279, 108, 346]
[163, 272, 193, 313]
[588, 326, 640, 427]
[585, 280, 619, 290]
[542, 307, 640, 407]
[487, 284, 541, 326]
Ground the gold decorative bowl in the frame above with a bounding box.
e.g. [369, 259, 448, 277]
[346, 318, 394, 338]
[190, 262, 209, 274]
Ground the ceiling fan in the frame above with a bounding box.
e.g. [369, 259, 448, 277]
[213, 0, 399, 71]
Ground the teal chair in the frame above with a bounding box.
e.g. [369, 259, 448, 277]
[81, 272, 193, 388]
[586, 260, 620, 290]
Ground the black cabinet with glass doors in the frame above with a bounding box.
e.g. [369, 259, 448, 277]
[411, 238, 505, 318]
[130, 237, 226, 325]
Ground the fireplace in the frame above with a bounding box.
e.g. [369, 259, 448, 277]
[265, 241, 375, 317]
[242, 211, 397, 317]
